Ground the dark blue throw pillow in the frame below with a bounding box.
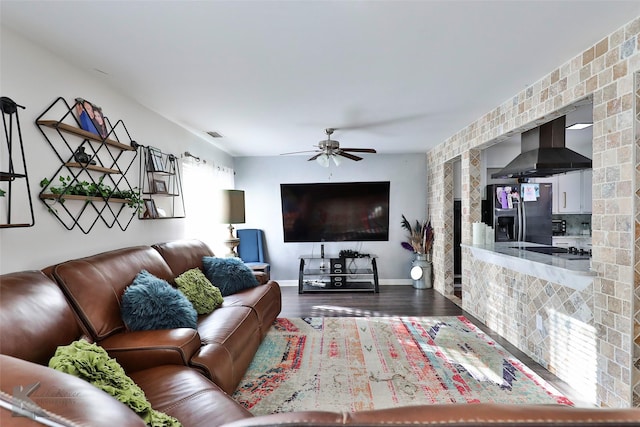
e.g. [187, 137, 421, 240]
[202, 256, 259, 296]
[121, 270, 197, 331]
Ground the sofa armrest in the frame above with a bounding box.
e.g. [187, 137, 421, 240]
[99, 328, 201, 373]
[0, 354, 147, 426]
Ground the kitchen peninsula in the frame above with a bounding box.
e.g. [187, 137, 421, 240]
[459, 239, 598, 404]
[463, 241, 595, 291]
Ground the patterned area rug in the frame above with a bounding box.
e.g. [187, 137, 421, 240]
[233, 316, 573, 415]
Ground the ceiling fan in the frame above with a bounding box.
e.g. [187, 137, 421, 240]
[281, 128, 377, 167]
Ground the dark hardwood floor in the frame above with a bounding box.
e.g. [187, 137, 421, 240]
[280, 284, 460, 318]
[279, 285, 589, 406]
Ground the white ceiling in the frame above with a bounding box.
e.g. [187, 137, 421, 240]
[2, 1, 639, 158]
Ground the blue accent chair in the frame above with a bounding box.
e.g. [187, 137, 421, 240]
[237, 229, 270, 279]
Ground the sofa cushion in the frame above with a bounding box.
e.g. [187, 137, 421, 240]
[0, 271, 82, 365]
[191, 306, 262, 393]
[129, 364, 253, 426]
[48, 340, 180, 426]
[153, 239, 214, 277]
[221, 282, 282, 338]
[122, 270, 197, 331]
[52, 245, 176, 341]
[175, 268, 223, 314]
[202, 256, 259, 296]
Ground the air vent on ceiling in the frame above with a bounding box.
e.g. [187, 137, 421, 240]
[206, 131, 223, 138]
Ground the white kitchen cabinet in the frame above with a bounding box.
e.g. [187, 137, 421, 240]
[556, 171, 582, 213]
[529, 169, 591, 214]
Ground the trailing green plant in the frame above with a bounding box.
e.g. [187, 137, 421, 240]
[40, 176, 143, 211]
[0, 188, 5, 197]
[112, 188, 144, 211]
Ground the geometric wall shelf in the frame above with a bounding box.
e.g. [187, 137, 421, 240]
[36, 97, 139, 234]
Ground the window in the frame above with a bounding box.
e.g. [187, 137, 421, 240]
[182, 157, 235, 256]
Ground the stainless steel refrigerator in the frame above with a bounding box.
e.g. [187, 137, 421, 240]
[484, 183, 553, 245]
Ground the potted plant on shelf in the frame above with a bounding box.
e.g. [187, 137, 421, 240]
[39, 176, 143, 212]
[401, 214, 434, 289]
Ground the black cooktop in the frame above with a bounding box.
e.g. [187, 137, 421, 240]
[513, 245, 591, 259]
[521, 246, 568, 255]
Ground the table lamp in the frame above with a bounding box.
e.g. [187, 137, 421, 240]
[221, 189, 245, 257]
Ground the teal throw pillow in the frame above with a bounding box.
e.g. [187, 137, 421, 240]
[121, 270, 197, 331]
[49, 339, 181, 426]
[202, 256, 259, 296]
[175, 268, 223, 314]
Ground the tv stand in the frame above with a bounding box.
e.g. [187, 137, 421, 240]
[298, 254, 379, 294]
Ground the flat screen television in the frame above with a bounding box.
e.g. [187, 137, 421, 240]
[280, 181, 390, 242]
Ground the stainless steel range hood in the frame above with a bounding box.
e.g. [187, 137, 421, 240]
[491, 116, 592, 179]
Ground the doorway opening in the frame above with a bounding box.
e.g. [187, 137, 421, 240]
[453, 159, 462, 298]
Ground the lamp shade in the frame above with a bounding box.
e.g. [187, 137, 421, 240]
[221, 190, 245, 224]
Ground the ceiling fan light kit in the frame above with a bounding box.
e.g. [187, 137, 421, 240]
[316, 153, 330, 167]
[315, 152, 342, 167]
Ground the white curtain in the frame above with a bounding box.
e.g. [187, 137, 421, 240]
[181, 156, 235, 256]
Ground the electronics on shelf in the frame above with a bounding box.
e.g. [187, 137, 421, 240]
[339, 249, 370, 258]
[330, 258, 345, 287]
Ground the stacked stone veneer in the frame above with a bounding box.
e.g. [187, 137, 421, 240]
[427, 17, 640, 407]
[462, 247, 598, 402]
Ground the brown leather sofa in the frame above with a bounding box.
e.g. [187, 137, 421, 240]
[1, 239, 279, 426]
[1, 240, 640, 426]
[0, 268, 253, 427]
[47, 239, 279, 394]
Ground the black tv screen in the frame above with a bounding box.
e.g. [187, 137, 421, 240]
[280, 181, 390, 242]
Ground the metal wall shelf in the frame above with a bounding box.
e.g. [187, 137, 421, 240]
[138, 146, 185, 220]
[36, 97, 139, 234]
[0, 96, 35, 228]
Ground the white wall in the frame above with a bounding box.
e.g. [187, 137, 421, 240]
[0, 26, 233, 273]
[0, 26, 429, 280]
[234, 153, 428, 284]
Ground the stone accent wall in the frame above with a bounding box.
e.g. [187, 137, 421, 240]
[462, 247, 597, 402]
[634, 74, 640, 407]
[461, 149, 482, 245]
[428, 159, 454, 295]
[427, 17, 640, 407]
[441, 161, 454, 296]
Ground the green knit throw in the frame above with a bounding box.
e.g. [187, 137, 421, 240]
[49, 340, 181, 427]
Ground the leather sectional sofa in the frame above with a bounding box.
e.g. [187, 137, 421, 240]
[1, 239, 639, 426]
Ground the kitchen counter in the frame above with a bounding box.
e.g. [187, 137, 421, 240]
[463, 241, 595, 291]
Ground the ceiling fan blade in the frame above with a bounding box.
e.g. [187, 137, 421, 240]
[338, 152, 363, 161]
[280, 150, 318, 155]
[307, 153, 323, 161]
[340, 148, 377, 153]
